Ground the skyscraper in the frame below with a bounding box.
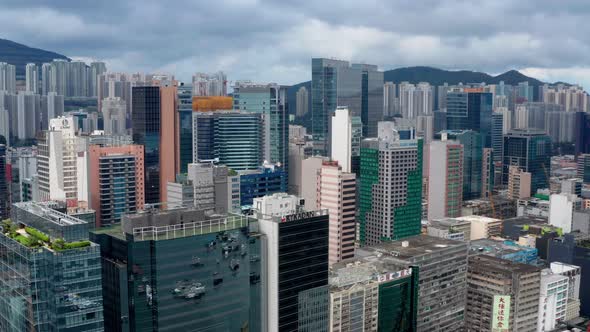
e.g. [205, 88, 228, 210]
[360, 122, 423, 245]
[442, 130, 484, 200]
[177, 83, 193, 173]
[0, 62, 16, 93]
[25, 63, 38, 93]
[491, 111, 504, 163]
[296, 86, 309, 117]
[0, 202, 104, 332]
[255, 193, 329, 332]
[507, 166, 532, 200]
[446, 89, 493, 147]
[68, 61, 89, 97]
[502, 129, 551, 193]
[88, 144, 144, 227]
[101, 96, 127, 136]
[89, 62, 107, 97]
[575, 111, 590, 156]
[0, 145, 6, 219]
[132, 85, 180, 204]
[318, 161, 356, 265]
[354, 63, 384, 138]
[232, 82, 288, 180]
[16, 91, 40, 140]
[427, 138, 463, 220]
[330, 106, 354, 172]
[43, 92, 64, 129]
[383, 81, 397, 116]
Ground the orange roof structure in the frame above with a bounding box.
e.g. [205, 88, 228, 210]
[192, 96, 233, 111]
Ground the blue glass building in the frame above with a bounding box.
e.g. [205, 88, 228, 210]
[502, 129, 551, 193]
[239, 164, 286, 208]
[446, 91, 493, 148]
[178, 83, 193, 173]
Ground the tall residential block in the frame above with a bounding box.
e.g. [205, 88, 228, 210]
[427, 138, 463, 220]
[0, 145, 6, 219]
[360, 123, 422, 245]
[383, 81, 397, 116]
[192, 71, 227, 96]
[25, 63, 38, 93]
[255, 193, 329, 332]
[101, 96, 126, 136]
[0, 202, 103, 331]
[446, 89, 493, 147]
[466, 255, 541, 332]
[0, 62, 16, 93]
[91, 207, 258, 331]
[503, 129, 551, 193]
[296, 86, 309, 117]
[358, 235, 469, 332]
[88, 144, 144, 227]
[317, 161, 356, 265]
[132, 85, 179, 204]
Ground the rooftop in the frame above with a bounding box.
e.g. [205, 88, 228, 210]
[13, 201, 87, 226]
[469, 255, 540, 274]
[456, 215, 501, 223]
[470, 238, 537, 257]
[357, 234, 466, 261]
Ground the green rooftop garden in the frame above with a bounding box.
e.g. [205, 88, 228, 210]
[1, 219, 91, 251]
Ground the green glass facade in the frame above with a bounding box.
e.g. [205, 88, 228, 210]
[359, 146, 379, 245]
[392, 139, 423, 240]
[441, 130, 483, 200]
[377, 267, 419, 332]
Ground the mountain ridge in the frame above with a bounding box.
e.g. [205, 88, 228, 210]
[0, 38, 70, 78]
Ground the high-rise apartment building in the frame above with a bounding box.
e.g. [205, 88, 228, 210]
[508, 166, 532, 199]
[360, 122, 423, 245]
[416, 115, 434, 143]
[233, 82, 288, 183]
[91, 207, 258, 331]
[503, 129, 551, 193]
[89, 62, 107, 97]
[37, 116, 89, 203]
[42, 92, 64, 129]
[101, 96, 126, 136]
[192, 110, 263, 170]
[358, 235, 468, 332]
[427, 138, 463, 219]
[88, 144, 144, 227]
[466, 255, 541, 332]
[255, 193, 329, 332]
[542, 84, 588, 112]
[0, 62, 16, 93]
[132, 85, 179, 204]
[192, 71, 227, 96]
[317, 161, 356, 265]
[329, 257, 418, 332]
[296, 86, 309, 117]
[446, 89, 493, 147]
[25, 63, 38, 93]
[383, 81, 397, 117]
[16, 91, 40, 140]
[0, 202, 103, 331]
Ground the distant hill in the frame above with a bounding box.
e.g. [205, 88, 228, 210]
[287, 66, 551, 115]
[0, 38, 70, 79]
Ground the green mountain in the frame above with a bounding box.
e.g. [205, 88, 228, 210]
[0, 38, 70, 79]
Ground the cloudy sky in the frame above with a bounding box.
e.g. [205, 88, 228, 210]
[2, 0, 590, 87]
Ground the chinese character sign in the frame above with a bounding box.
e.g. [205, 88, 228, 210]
[492, 295, 511, 330]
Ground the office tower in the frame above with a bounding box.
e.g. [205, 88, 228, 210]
[16, 91, 40, 140]
[43, 92, 64, 129]
[575, 111, 590, 155]
[359, 235, 468, 331]
[433, 110, 447, 133]
[458, 215, 502, 240]
[255, 193, 329, 332]
[548, 233, 590, 316]
[427, 138, 463, 220]
[132, 85, 179, 204]
[193, 111, 263, 170]
[287, 126, 314, 194]
[297, 156, 327, 211]
[383, 81, 397, 116]
[537, 269, 569, 332]
[91, 207, 258, 331]
[330, 106, 354, 172]
[89, 62, 106, 97]
[545, 110, 576, 143]
[0, 62, 16, 93]
[0, 109, 8, 147]
[427, 217, 472, 241]
[88, 144, 144, 227]
[192, 71, 227, 96]
[25, 63, 38, 93]
[311, 58, 356, 155]
[360, 122, 423, 245]
[184, 162, 241, 213]
[482, 148, 494, 196]
[508, 166, 532, 199]
[239, 163, 285, 208]
[0, 145, 6, 219]
[442, 130, 484, 200]
[466, 255, 540, 332]
[491, 111, 504, 163]
[550, 262, 582, 320]
[176, 83, 193, 172]
[101, 97, 126, 135]
[577, 154, 590, 183]
[446, 89, 493, 147]
[37, 116, 89, 203]
[549, 193, 581, 233]
[233, 82, 288, 179]
[68, 60, 89, 97]
[503, 129, 551, 193]
[317, 161, 356, 265]
[296, 86, 309, 117]
[416, 115, 434, 143]
[350, 115, 363, 175]
[0, 202, 103, 331]
[353, 63, 384, 138]
[329, 259, 418, 332]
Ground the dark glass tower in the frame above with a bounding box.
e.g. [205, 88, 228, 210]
[503, 129, 551, 193]
[0, 145, 7, 219]
[446, 91, 493, 148]
[575, 111, 590, 156]
[441, 130, 484, 200]
[178, 84, 193, 173]
[132, 86, 161, 204]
